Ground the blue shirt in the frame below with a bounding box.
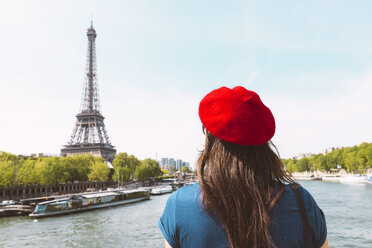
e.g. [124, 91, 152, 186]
[159, 182, 327, 248]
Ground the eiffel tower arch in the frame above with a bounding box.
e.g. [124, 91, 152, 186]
[61, 23, 116, 162]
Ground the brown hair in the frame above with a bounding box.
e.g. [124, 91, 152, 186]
[197, 130, 294, 248]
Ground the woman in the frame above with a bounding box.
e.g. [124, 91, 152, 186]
[159, 86, 328, 248]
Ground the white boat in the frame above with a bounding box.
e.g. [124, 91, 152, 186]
[339, 175, 368, 184]
[29, 189, 150, 218]
[321, 176, 340, 183]
[151, 185, 173, 195]
[367, 176, 372, 184]
[184, 181, 196, 186]
[0, 200, 16, 207]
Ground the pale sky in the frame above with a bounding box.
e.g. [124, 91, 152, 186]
[1, 0, 372, 169]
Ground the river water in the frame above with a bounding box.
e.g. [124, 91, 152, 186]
[0, 181, 371, 248]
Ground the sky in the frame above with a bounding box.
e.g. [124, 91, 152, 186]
[1, 0, 372, 169]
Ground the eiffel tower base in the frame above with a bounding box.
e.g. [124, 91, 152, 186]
[61, 144, 116, 162]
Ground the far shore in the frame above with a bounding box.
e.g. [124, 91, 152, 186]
[292, 170, 372, 181]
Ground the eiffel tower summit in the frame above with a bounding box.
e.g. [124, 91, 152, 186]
[61, 23, 116, 162]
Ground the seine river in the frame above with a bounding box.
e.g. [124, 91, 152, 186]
[0, 181, 371, 247]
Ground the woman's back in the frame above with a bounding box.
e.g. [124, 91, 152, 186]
[159, 86, 328, 247]
[159, 182, 327, 248]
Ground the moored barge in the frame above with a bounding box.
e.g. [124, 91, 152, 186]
[151, 185, 173, 195]
[29, 189, 150, 218]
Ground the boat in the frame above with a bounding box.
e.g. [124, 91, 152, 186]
[294, 176, 321, 181]
[184, 181, 196, 186]
[367, 176, 372, 184]
[321, 175, 340, 183]
[339, 175, 368, 184]
[29, 189, 150, 218]
[0, 205, 33, 218]
[0, 200, 16, 206]
[151, 185, 173, 195]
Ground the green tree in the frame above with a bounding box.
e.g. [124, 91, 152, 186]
[319, 156, 328, 171]
[0, 151, 18, 162]
[344, 150, 358, 172]
[366, 143, 372, 167]
[0, 160, 16, 186]
[135, 164, 152, 181]
[71, 155, 93, 181]
[331, 149, 344, 168]
[113, 153, 140, 180]
[297, 158, 309, 172]
[114, 166, 131, 183]
[88, 158, 110, 181]
[324, 153, 337, 171]
[309, 154, 321, 171]
[0, 151, 19, 186]
[33, 157, 63, 185]
[135, 159, 162, 181]
[17, 159, 38, 185]
[357, 148, 367, 166]
[180, 166, 191, 173]
[161, 169, 169, 175]
[286, 160, 296, 173]
[359, 142, 369, 150]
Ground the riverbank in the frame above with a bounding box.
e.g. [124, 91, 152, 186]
[292, 170, 372, 181]
[0, 181, 118, 201]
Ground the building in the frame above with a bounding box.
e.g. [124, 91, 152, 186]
[159, 157, 191, 171]
[294, 153, 314, 159]
[176, 159, 183, 170]
[160, 158, 169, 169]
[182, 162, 190, 170]
[323, 147, 344, 155]
[60, 23, 116, 162]
[17, 153, 58, 159]
[169, 158, 175, 167]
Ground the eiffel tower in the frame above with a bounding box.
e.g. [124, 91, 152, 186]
[61, 23, 116, 162]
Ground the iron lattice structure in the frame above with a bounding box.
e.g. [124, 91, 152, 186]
[61, 24, 116, 162]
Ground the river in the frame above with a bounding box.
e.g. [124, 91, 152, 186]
[0, 181, 371, 247]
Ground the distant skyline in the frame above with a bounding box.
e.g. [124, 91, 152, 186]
[1, 1, 372, 169]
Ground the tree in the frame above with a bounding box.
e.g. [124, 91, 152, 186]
[135, 163, 152, 181]
[297, 158, 309, 172]
[135, 159, 162, 181]
[331, 149, 344, 168]
[366, 143, 372, 167]
[180, 166, 191, 173]
[0, 160, 16, 186]
[32, 157, 64, 185]
[72, 155, 95, 181]
[309, 154, 320, 171]
[359, 142, 369, 150]
[344, 150, 358, 172]
[113, 153, 140, 180]
[357, 149, 367, 167]
[88, 158, 110, 181]
[319, 156, 328, 171]
[286, 160, 296, 173]
[324, 153, 337, 171]
[17, 159, 38, 185]
[161, 169, 169, 175]
[0, 151, 18, 162]
[0, 151, 18, 186]
[114, 166, 131, 183]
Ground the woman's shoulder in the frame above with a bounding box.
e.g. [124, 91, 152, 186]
[281, 183, 320, 209]
[271, 183, 327, 247]
[165, 182, 201, 207]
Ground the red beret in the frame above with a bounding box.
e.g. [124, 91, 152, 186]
[199, 86, 275, 146]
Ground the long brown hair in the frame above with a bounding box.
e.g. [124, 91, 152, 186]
[197, 130, 294, 248]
